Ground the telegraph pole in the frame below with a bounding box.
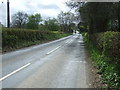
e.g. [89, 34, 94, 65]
[7, 0, 10, 28]
[118, 1, 120, 32]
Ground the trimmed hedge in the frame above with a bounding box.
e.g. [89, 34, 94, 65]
[2, 29, 70, 52]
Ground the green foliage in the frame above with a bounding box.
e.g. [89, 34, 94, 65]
[2, 32, 19, 48]
[82, 32, 89, 43]
[74, 2, 120, 33]
[79, 25, 88, 33]
[44, 18, 61, 31]
[82, 32, 120, 89]
[88, 31, 120, 65]
[26, 13, 42, 29]
[2, 28, 71, 52]
[102, 31, 119, 54]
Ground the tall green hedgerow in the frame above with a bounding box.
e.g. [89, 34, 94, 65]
[89, 31, 120, 65]
[82, 31, 120, 89]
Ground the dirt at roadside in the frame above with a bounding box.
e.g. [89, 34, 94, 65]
[85, 48, 106, 88]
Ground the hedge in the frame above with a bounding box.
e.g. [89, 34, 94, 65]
[2, 29, 70, 52]
[89, 31, 120, 65]
[82, 31, 120, 88]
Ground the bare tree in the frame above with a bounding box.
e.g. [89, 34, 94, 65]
[57, 11, 77, 32]
[11, 11, 28, 28]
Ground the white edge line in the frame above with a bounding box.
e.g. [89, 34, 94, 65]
[46, 46, 61, 55]
[0, 63, 31, 81]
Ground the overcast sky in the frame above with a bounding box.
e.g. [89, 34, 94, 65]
[0, 0, 70, 26]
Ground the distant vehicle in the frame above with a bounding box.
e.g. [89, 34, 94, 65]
[73, 30, 79, 34]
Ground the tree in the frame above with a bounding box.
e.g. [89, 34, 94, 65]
[87, 2, 120, 33]
[66, 1, 120, 33]
[11, 12, 28, 28]
[118, 2, 120, 32]
[83, 3, 113, 33]
[44, 18, 60, 31]
[26, 13, 42, 29]
[57, 11, 77, 33]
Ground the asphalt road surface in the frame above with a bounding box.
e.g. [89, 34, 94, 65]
[1, 34, 91, 88]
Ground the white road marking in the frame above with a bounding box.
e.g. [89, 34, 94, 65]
[66, 40, 73, 44]
[68, 40, 73, 43]
[0, 63, 31, 81]
[46, 46, 61, 55]
[78, 41, 83, 43]
[65, 40, 70, 43]
[71, 61, 86, 63]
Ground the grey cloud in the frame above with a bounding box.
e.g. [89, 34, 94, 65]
[22, 2, 60, 14]
[75, 0, 119, 2]
[37, 4, 60, 10]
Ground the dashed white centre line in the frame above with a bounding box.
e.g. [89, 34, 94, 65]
[46, 45, 61, 55]
[66, 40, 73, 44]
[68, 40, 73, 43]
[65, 40, 70, 44]
[0, 63, 31, 81]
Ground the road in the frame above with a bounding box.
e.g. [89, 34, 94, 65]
[1, 34, 92, 88]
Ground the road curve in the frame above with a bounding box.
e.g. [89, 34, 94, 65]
[2, 34, 91, 88]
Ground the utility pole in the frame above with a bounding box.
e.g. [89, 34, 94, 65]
[118, 1, 120, 32]
[7, 0, 10, 28]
